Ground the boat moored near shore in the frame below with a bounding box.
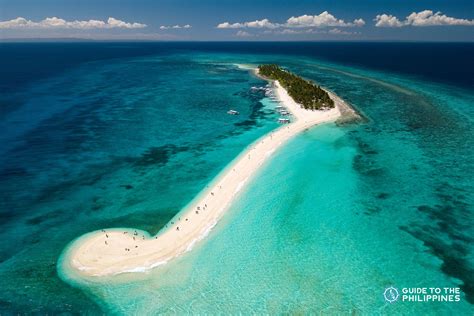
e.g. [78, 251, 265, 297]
[227, 109, 239, 115]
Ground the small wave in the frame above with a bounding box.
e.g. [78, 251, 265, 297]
[116, 260, 169, 275]
[186, 220, 218, 252]
[234, 179, 247, 194]
[265, 149, 275, 157]
[234, 63, 256, 71]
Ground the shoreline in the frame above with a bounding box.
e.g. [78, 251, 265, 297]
[60, 67, 348, 277]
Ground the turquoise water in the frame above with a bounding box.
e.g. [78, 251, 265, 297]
[0, 52, 279, 313]
[68, 124, 470, 314]
[58, 53, 473, 314]
[1, 43, 473, 314]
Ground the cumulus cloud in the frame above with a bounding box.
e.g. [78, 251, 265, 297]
[217, 18, 277, 29]
[106, 17, 146, 28]
[216, 22, 241, 29]
[217, 12, 364, 29]
[0, 17, 146, 29]
[285, 12, 364, 28]
[375, 10, 474, 27]
[159, 24, 191, 30]
[374, 14, 404, 27]
[353, 18, 366, 27]
[407, 10, 474, 26]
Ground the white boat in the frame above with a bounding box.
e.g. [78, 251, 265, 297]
[278, 118, 290, 124]
[227, 110, 239, 115]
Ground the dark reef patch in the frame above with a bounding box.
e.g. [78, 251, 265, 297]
[401, 182, 474, 304]
[134, 144, 188, 168]
[234, 120, 256, 128]
[0, 167, 30, 178]
[231, 99, 270, 132]
[25, 209, 64, 225]
[352, 154, 384, 177]
[32, 158, 125, 205]
[0, 211, 19, 225]
[400, 223, 474, 304]
[376, 192, 390, 200]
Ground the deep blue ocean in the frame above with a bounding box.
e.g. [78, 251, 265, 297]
[0, 42, 473, 314]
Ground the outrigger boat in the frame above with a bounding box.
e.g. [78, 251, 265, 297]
[227, 109, 240, 115]
[278, 118, 290, 124]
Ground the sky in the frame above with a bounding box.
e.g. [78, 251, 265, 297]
[0, 0, 473, 41]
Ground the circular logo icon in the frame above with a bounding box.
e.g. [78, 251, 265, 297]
[384, 286, 399, 303]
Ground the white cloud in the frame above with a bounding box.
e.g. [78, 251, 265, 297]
[0, 17, 146, 29]
[277, 29, 303, 35]
[217, 18, 277, 29]
[374, 14, 404, 27]
[235, 30, 253, 37]
[272, 28, 323, 35]
[375, 10, 474, 27]
[285, 11, 364, 28]
[159, 24, 192, 30]
[328, 28, 355, 35]
[265, 27, 358, 36]
[217, 12, 364, 29]
[217, 22, 243, 29]
[353, 18, 366, 27]
[106, 17, 146, 29]
[407, 10, 474, 26]
[246, 19, 277, 28]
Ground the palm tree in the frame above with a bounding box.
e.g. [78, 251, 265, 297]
[258, 64, 334, 110]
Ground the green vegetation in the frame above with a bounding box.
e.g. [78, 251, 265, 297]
[258, 64, 334, 110]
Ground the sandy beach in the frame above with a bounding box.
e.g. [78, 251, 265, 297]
[65, 68, 347, 277]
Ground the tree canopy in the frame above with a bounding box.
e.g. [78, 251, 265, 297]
[258, 64, 334, 110]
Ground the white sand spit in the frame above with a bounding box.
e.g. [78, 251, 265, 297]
[65, 69, 346, 277]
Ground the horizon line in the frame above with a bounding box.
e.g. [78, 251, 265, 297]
[1, 38, 474, 43]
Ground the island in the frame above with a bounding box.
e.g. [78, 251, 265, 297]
[258, 64, 334, 110]
[59, 64, 353, 278]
